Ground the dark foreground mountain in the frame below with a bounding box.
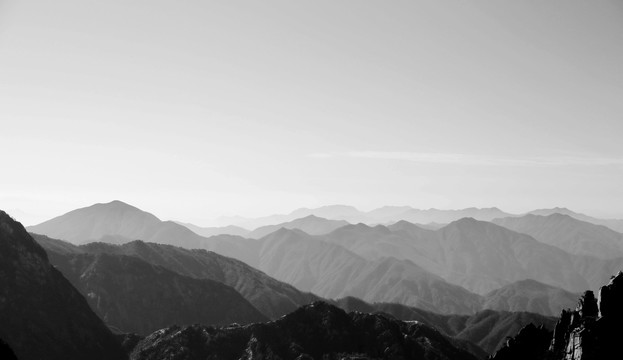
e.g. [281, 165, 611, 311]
[491, 271, 623, 360]
[131, 301, 479, 360]
[0, 211, 126, 360]
[0, 338, 17, 360]
[335, 297, 556, 355]
[38, 240, 266, 334]
[34, 235, 318, 319]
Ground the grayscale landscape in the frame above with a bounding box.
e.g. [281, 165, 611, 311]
[1, 1, 622, 360]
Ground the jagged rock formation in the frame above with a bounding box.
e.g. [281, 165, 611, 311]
[131, 301, 479, 360]
[0, 210, 126, 360]
[491, 271, 623, 360]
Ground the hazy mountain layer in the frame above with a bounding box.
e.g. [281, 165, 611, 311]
[528, 207, 623, 233]
[0, 211, 126, 360]
[258, 228, 483, 315]
[493, 213, 623, 259]
[176, 222, 250, 238]
[247, 215, 348, 239]
[27, 200, 206, 248]
[323, 219, 589, 294]
[131, 301, 479, 360]
[40, 244, 267, 334]
[217, 205, 513, 228]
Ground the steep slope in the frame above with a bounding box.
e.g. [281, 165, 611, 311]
[45, 250, 267, 334]
[491, 271, 623, 360]
[528, 207, 623, 233]
[258, 228, 482, 314]
[27, 200, 205, 248]
[131, 301, 479, 360]
[482, 279, 579, 316]
[335, 297, 556, 356]
[0, 211, 126, 360]
[42, 238, 319, 319]
[248, 215, 348, 239]
[493, 213, 623, 259]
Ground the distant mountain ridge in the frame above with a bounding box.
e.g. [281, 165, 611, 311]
[528, 207, 623, 233]
[493, 213, 623, 259]
[247, 215, 349, 239]
[216, 205, 514, 228]
[28, 201, 623, 316]
[27, 200, 206, 249]
[175, 221, 250, 238]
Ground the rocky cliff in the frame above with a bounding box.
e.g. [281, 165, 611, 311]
[0, 210, 127, 360]
[491, 271, 623, 360]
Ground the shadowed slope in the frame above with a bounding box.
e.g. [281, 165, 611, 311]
[44, 249, 267, 334]
[0, 211, 126, 360]
[34, 235, 318, 319]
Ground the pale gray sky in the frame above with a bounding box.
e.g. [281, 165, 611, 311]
[1, 0, 622, 225]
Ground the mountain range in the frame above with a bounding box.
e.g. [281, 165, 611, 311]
[215, 205, 513, 229]
[28, 200, 622, 317]
[6, 202, 623, 359]
[493, 213, 623, 259]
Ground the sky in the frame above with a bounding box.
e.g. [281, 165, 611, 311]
[1, 0, 623, 226]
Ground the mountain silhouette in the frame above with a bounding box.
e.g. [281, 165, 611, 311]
[28, 200, 205, 248]
[0, 210, 126, 360]
[131, 301, 479, 360]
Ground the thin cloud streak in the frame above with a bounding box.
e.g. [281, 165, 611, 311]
[309, 151, 623, 167]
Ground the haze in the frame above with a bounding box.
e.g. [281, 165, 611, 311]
[1, 0, 622, 225]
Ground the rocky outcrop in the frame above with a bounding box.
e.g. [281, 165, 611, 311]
[488, 323, 552, 360]
[491, 271, 623, 360]
[131, 301, 480, 360]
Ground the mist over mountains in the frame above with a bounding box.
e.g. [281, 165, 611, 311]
[4, 200, 623, 359]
